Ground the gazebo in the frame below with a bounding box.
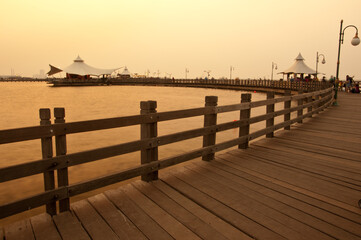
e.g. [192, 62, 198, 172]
[279, 53, 317, 81]
[47, 56, 119, 80]
[118, 66, 131, 79]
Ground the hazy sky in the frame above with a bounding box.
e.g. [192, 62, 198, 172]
[1, 0, 361, 80]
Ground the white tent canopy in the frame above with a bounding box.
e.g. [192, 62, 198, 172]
[120, 66, 131, 75]
[280, 53, 316, 75]
[48, 56, 119, 76]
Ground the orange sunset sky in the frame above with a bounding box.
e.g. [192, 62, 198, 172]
[1, 0, 361, 80]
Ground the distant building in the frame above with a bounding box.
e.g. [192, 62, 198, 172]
[33, 69, 46, 79]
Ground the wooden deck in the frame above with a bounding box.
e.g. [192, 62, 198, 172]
[2, 92, 361, 240]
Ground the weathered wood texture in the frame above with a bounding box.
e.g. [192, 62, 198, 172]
[202, 96, 218, 161]
[0, 88, 334, 219]
[3, 92, 360, 240]
[54, 108, 70, 212]
[39, 108, 56, 216]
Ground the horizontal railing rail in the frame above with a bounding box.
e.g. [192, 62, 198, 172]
[0, 86, 334, 219]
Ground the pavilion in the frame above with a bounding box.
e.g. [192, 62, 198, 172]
[47, 56, 119, 80]
[118, 66, 131, 79]
[279, 53, 317, 81]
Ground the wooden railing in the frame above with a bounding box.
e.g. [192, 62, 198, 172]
[50, 77, 332, 92]
[0, 87, 334, 219]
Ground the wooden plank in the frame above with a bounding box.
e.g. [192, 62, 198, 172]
[140, 101, 159, 181]
[0, 187, 68, 219]
[121, 184, 200, 239]
[266, 92, 275, 138]
[252, 137, 361, 170]
[52, 211, 90, 240]
[161, 172, 286, 240]
[249, 143, 361, 181]
[71, 200, 119, 240]
[202, 96, 218, 161]
[275, 130, 361, 153]
[242, 146, 361, 189]
[4, 219, 34, 240]
[225, 150, 361, 206]
[151, 180, 251, 240]
[219, 152, 361, 214]
[291, 127, 361, 142]
[212, 156, 361, 224]
[190, 161, 361, 239]
[133, 180, 234, 240]
[268, 137, 361, 162]
[54, 108, 70, 212]
[30, 213, 62, 240]
[239, 94, 251, 149]
[40, 108, 56, 216]
[87, 193, 147, 240]
[173, 167, 311, 240]
[0, 125, 52, 144]
[105, 188, 172, 240]
[0, 227, 3, 240]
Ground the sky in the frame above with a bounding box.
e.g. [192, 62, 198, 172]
[1, 0, 361, 80]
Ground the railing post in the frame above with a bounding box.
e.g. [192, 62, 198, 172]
[202, 96, 218, 161]
[307, 95, 313, 117]
[40, 108, 57, 216]
[266, 92, 275, 138]
[315, 91, 322, 114]
[284, 90, 291, 130]
[297, 90, 303, 123]
[54, 108, 70, 212]
[140, 101, 158, 181]
[239, 94, 252, 149]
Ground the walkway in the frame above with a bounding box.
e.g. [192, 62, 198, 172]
[2, 92, 361, 240]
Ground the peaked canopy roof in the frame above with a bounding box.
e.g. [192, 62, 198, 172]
[47, 56, 119, 76]
[280, 53, 316, 75]
[120, 66, 131, 75]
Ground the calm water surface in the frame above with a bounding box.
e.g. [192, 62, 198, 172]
[1, 82, 287, 224]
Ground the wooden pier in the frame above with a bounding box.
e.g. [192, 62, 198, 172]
[1, 88, 361, 239]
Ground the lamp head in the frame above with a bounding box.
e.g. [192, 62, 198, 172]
[351, 33, 360, 46]
[322, 59, 326, 64]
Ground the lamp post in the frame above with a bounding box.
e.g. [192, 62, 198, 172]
[271, 62, 277, 80]
[315, 52, 326, 80]
[204, 70, 211, 79]
[185, 68, 189, 79]
[230, 66, 234, 80]
[335, 19, 360, 105]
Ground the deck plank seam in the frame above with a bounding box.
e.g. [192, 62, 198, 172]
[216, 153, 361, 214]
[240, 149, 361, 190]
[187, 161, 361, 239]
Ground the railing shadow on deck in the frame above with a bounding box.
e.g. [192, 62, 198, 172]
[0, 84, 334, 219]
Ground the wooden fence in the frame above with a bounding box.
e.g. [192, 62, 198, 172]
[51, 77, 332, 92]
[0, 86, 334, 219]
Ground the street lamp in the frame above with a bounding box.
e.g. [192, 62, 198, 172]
[271, 62, 277, 80]
[335, 20, 360, 105]
[185, 68, 189, 79]
[230, 66, 235, 80]
[315, 52, 326, 80]
[204, 70, 211, 79]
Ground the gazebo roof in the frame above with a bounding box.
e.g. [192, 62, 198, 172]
[47, 56, 119, 76]
[120, 66, 131, 75]
[280, 53, 316, 75]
